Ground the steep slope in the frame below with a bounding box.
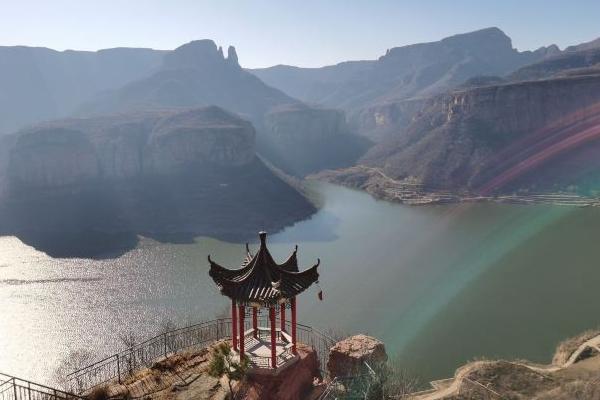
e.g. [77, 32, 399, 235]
[251, 28, 559, 141]
[0, 46, 166, 134]
[0, 107, 316, 256]
[354, 72, 600, 195]
[262, 103, 371, 176]
[80, 40, 298, 127]
[81, 40, 369, 176]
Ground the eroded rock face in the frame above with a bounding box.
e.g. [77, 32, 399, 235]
[361, 73, 600, 193]
[263, 104, 370, 176]
[327, 335, 388, 378]
[146, 108, 255, 172]
[351, 97, 427, 142]
[6, 107, 256, 189]
[9, 127, 99, 188]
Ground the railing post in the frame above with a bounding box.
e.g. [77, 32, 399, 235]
[163, 332, 168, 358]
[13, 379, 18, 400]
[116, 354, 122, 384]
[28, 381, 31, 400]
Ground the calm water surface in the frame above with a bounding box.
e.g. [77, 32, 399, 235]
[2, 182, 600, 383]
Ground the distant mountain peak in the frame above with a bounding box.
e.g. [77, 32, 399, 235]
[163, 39, 239, 70]
[227, 46, 239, 66]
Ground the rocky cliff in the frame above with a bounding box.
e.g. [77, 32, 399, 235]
[0, 107, 315, 256]
[79, 40, 366, 176]
[357, 73, 600, 194]
[7, 107, 256, 189]
[262, 104, 370, 175]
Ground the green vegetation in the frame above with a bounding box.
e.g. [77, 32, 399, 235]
[207, 342, 249, 399]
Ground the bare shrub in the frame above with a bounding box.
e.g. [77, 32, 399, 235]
[157, 318, 177, 354]
[53, 349, 95, 392]
[553, 328, 600, 365]
[118, 330, 138, 349]
[367, 358, 421, 399]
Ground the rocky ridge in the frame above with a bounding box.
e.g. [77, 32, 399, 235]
[252, 28, 559, 141]
[318, 61, 600, 199]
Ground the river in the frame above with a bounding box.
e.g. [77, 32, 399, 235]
[1, 182, 600, 384]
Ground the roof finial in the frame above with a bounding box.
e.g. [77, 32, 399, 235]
[259, 231, 267, 245]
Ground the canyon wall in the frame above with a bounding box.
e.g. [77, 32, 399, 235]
[360, 73, 600, 192]
[8, 107, 256, 190]
[0, 107, 315, 250]
[263, 104, 370, 176]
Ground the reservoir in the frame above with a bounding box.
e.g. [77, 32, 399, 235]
[2, 182, 600, 384]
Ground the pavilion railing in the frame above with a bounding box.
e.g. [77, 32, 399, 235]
[65, 317, 336, 395]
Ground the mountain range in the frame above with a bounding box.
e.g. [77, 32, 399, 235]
[251, 27, 561, 141]
[319, 45, 600, 197]
[2, 26, 600, 252]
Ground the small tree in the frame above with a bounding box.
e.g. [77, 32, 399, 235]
[366, 359, 421, 399]
[118, 329, 139, 374]
[53, 349, 95, 392]
[208, 342, 249, 399]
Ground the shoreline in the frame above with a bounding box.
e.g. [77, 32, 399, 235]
[311, 166, 600, 207]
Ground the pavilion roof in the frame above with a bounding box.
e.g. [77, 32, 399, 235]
[208, 231, 320, 305]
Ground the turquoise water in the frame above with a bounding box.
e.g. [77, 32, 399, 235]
[1, 182, 600, 384]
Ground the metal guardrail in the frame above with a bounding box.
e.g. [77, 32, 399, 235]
[0, 373, 84, 400]
[66, 317, 337, 395]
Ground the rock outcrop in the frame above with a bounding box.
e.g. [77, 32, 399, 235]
[327, 335, 388, 378]
[79, 40, 297, 129]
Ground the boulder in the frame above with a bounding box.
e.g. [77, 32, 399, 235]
[327, 334, 387, 378]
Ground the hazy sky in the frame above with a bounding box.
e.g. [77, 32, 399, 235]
[1, 0, 599, 68]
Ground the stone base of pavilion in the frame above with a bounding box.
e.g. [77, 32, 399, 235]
[236, 327, 300, 375]
[235, 343, 323, 400]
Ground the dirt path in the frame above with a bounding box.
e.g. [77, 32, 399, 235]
[408, 333, 600, 400]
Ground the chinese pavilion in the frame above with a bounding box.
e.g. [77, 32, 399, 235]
[208, 231, 320, 369]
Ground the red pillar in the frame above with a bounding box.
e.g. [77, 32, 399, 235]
[231, 299, 238, 351]
[269, 306, 277, 368]
[291, 297, 297, 355]
[238, 305, 245, 358]
[252, 307, 258, 338]
[280, 303, 286, 332]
